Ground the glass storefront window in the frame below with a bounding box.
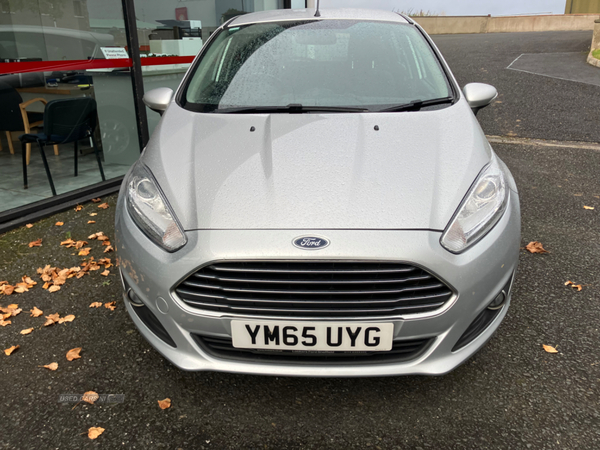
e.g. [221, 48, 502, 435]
[0, 0, 139, 211]
[0, 0, 302, 217]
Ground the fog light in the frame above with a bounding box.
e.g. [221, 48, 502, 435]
[487, 291, 506, 310]
[127, 288, 144, 306]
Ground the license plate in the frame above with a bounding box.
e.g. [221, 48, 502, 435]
[231, 320, 394, 352]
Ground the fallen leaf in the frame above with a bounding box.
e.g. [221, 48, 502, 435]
[20, 328, 34, 335]
[4, 345, 19, 355]
[101, 270, 110, 277]
[104, 302, 116, 311]
[48, 285, 61, 293]
[525, 241, 548, 254]
[58, 314, 75, 324]
[60, 239, 76, 247]
[98, 203, 110, 209]
[158, 398, 171, 410]
[89, 213, 98, 217]
[102, 240, 111, 246]
[66, 347, 82, 361]
[83, 391, 99, 405]
[0, 284, 15, 295]
[543, 344, 558, 354]
[583, 206, 595, 210]
[44, 313, 60, 326]
[87, 220, 96, 224]
[74, 205, 83, 212]
[89, 302, 103, 308]
[0, 319, 11, 326]
[22, 276, 37, 287]
[75, 240, 88, 249]
[30, 306, 43, 317]
[28, 238, 42, 248]
[88, 427, 104, 440]
[25, 224, 33, 228]
[97, 235, 110, 241]
[55, 221, 64, 226]
[5, 304, 22, 317]
[42, 362, 58, 371]
[78, 248, 91, 256]
[91, 198, 102, 203]
[103, 245, 114, 253]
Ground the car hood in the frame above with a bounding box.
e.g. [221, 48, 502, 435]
[143, 99, 491, 231]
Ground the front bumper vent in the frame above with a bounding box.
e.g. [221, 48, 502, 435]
[194, 334, 433, 365]
[175, 261, 453, 318]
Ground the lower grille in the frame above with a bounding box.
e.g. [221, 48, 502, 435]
[194, 334, 433, 365]
[175, 261, 454, 318]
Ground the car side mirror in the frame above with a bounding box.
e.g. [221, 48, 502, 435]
[463, 83, 498, 116]
[143, 88, 174, 115]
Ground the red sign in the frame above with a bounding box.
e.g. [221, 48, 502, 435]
[175, 7, 188, 21]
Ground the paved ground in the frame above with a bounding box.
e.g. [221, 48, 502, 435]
[2, 31, 600, 449]
[433, 30, 599, 143]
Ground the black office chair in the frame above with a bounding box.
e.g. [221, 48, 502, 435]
[19, 97, 106, 196]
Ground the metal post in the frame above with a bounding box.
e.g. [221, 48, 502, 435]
[121, 0, 150, 151]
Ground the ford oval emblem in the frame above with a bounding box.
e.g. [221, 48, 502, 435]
[293, 236, 330, 250]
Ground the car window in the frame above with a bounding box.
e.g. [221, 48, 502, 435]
[183, 20, 452, 112]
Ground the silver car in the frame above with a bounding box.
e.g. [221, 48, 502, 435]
[115, 8, 520, 377]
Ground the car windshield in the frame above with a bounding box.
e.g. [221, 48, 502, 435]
[183, 19, 452, 113]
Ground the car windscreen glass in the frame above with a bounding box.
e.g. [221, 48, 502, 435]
[182, 20, 452, 113]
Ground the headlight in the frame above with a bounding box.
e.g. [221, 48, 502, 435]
[440, 153, 509, 253]
[125, 161, 187, 252]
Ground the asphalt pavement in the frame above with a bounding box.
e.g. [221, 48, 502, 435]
[433, 30, 599, 143]
[1, 31, 600, 449]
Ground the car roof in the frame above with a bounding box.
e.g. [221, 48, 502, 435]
[228, 8, 410, 27]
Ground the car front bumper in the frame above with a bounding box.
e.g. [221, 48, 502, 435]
[115, 190, 520, 377]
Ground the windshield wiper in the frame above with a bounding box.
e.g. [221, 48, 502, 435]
[379, 96, 454, 113]
[213, 104, 369, 114]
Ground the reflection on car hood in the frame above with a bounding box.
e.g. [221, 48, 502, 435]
[144, 99, 491, 231]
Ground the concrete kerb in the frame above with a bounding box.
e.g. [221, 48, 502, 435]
[587, 19, 600, 68]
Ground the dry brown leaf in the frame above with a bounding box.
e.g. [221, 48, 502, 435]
[78, 248, 91, 256]
[157, 398, 172, 410]
[66, 347, 82, 361]
[101, 270, 109, 277]
[97, 235, 110, 242]
[83, 391, 99, 405]
[60, 239, 76, 247]
[103, 245, 114, 253]
[74, 205, 83, 212]
[525, 241, 548, 254]
[22, 276, 37, 287]
[87, 220, 96, 224]
[74, 240, 88, 249]
[88, 427, 104, 440]
[89, 302, 102, 308]
[543, 344, 558, 354]
[44, 313, 60, 326]
[48, 285, 61, 293]
[30, 306, 43, 317]
[42, 362, 58, 371]
[58, 314, 75, 324]
[583, 206, 595, 210]
[91, 198, 102, 203]
[14, 285, 27, 294]
[98, 203, 110, 209]
[25, 223, 33, 228]
[104, 302, 117, 311]
[0, 284, 15, 295]
[0, 319, 11, 326]
[28, 238, 42, 248]
[55, 221, 64, 226]
[4, 345, 19, 355]
[20, 328, 34, 335]
[89, 213, 98, 216]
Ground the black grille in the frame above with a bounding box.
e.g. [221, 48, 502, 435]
[175, 261, 453, 318]
[194, 334, 433, 365]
